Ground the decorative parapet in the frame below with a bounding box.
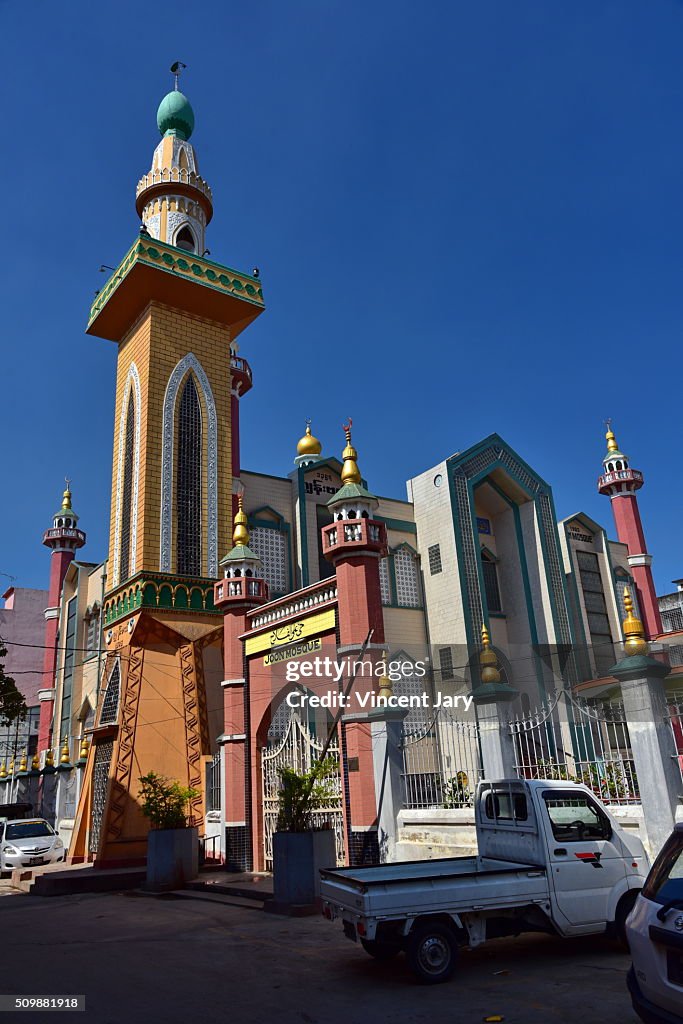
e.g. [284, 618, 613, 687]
[322, 517, 387, 559]
[103, 570, 221, 626]
[136, 167, 213, 205]
[248, 578, 338, 630]
[87, 237, 265, 341]
[214, 576, 269, 608]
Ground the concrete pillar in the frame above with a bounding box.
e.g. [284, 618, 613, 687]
[476, 698, 518, 780]
[611, 655, 682, 856]
[369, 709, 406, 862]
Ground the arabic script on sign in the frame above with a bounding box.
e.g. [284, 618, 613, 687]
[270, 621, 306, 647]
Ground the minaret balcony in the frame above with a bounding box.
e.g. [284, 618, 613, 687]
[322, 518, 388, 561]
[42, 526, 86, 549]
[230, 354, 253, 396]
[214, 577, 269, 609]
[136, 168, 213, 221]
[597, 468, 643, 494]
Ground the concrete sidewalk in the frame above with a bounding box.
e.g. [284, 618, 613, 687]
[0, 888, 638, 1024]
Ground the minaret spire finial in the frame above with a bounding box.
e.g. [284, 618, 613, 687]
[62, 478, 73, 511]
[341, 418, 362, 485]
[232, 493, 250, 548]
[621, 586, 648, 657]
[170, 61, 187, 91]
[605, 418, 618, 453]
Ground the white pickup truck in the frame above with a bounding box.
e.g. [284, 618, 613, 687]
[320, 778, 648, 983]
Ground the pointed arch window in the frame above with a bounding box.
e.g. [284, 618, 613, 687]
[176, 375, 202, 576]
[175, 226, 196, 253]
[119, 389, 135, 582]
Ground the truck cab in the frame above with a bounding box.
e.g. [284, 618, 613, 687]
[478, 780, 647, 936]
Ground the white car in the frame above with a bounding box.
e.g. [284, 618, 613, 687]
[627, 823, 683, 1023]
[0, 818, 66, 873]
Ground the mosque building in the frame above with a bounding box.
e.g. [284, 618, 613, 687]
[27, 73, 681, 869]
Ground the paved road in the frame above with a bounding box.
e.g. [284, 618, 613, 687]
[0, 887, 638, 1024]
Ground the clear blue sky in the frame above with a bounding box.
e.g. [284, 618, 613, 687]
[3, 1, 682, 594]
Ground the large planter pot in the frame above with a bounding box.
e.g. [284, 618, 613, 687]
[145, 826, 198, 892]
[272, 829, 337, 908]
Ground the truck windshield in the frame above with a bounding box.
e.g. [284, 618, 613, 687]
[543, 792, 611, 841]
[642, 832, 683, 905]
[4, 821, 54, 841]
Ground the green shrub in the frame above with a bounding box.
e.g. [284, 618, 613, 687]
[139, 771, 199, 830]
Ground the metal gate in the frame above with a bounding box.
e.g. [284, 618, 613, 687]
[261, 711, 345, 870]
[509, 690, 639, 805]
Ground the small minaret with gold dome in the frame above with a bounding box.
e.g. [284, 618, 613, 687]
[598, 422, 662, 639]
[214, 494, 269, 607]
[39, 482, 86, 749]
[321, 421, 388, 644]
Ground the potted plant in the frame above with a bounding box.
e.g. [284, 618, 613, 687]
[270, 757, 338, 911]
[139, 771, 199, 891]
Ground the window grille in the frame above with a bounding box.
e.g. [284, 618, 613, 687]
[438, 647, 454, 681]
[428, 544, 442, 576]
[86, 608, 100, 654]
[482, 555, 502, 613]
[206, 753, 222, 812]
[394, 548, 420, 608]
[176, 376, 202, 576]
[379, 557, 391, 604]
[100, 663, 120, 725]
[119, 390, 135, 582]
[89, 741, 114, 854]
[250, 527, 287, 594]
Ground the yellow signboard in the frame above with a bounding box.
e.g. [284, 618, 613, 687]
[263, 638, 322, 667]
[245, 608, 336, 657]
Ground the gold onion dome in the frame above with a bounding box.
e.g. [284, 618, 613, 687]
[61, 485, 73, 510]
[296, 420, 322, 458]
[340, 420, 362, 485]
[622, 587, 648, 657]
[232, 494, 250, 547]
[480, 625, 501, 685]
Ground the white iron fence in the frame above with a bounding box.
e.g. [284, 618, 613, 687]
[510, 690, 639, 805]
[401, 709, 483, 809]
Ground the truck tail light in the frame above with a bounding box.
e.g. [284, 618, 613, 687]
[322, 905, 332, 919]
[357, 922, 366, 936]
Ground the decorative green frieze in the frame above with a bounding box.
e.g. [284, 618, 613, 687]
[104, 571, 221, 626]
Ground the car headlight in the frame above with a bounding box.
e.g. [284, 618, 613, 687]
[2, 845, 19, 855]
[54, 839, 63, 849]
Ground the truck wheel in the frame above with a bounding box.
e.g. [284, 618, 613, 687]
[407, 922, 458, 984]
[360, 938, 400, 960]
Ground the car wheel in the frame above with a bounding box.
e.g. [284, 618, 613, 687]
[407, 922, 458, 984]
[360, 938, 401, 960]
[616, 890, 639, 949]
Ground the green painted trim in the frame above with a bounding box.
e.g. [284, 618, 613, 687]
[388, 550, 398, 605]
[472, 474, 546, 699]
[297, 466, 309, 589]
[249, 505, 285, 523]
[451, 432, 553, 492]
[380, 600, 425, 611]
[375, 515, 417, 534]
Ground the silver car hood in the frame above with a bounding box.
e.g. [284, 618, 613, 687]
[6, 836, 57, 852]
